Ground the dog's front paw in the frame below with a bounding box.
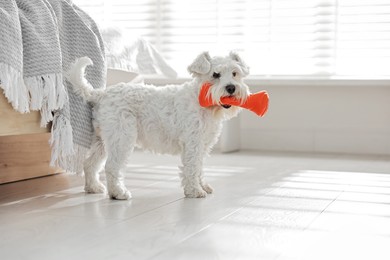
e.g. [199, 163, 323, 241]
[201, 183, 214, 194]
[108, 185, 132, 200]
[184, 187, 207, 198]
[85, 181, 107, 194]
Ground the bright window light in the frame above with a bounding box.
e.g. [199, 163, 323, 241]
[74, 0, 390, 79]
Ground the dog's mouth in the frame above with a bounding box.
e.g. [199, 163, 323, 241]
[220, 93, 239, 109]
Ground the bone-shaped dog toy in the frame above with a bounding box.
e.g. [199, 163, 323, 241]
[198, 82, 269, 117]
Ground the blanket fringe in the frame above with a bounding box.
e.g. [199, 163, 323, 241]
[0, 62, 30, 113]
[24, 73, 67, 127]
[50, 112, 88, 174]
[0, 63, 67, 128]
[65, 144, 88, 175]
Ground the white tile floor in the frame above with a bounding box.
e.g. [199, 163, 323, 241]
[1, 150, 390, 260]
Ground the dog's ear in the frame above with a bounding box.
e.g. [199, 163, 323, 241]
[230, 51, 249, 77]
[187, 52, 212, 76]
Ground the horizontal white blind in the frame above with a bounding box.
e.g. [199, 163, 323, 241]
[74, 0, 390, 78]
[336, 0, 390, 76]
[247, 0, 337, 76]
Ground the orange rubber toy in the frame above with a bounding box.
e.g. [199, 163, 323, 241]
[199, 82, 269, 117]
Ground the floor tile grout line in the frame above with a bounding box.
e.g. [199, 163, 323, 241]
[129, 176, 180, 192]
[115, 197, 185, 223]
[303, 187, 348, 232]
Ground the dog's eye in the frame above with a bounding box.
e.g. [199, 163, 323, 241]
[213, 72, 221, 79]
[232, 72, 237, 77]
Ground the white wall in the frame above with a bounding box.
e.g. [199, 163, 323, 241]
[240, 79, 390, 155]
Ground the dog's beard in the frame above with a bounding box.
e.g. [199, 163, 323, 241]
[212, 105, 241, 120]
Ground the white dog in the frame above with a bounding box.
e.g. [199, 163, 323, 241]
[68, 51, 250, 200]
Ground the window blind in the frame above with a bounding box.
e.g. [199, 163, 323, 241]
[336, 0, 390, 76]
[74, 0, 390, 78]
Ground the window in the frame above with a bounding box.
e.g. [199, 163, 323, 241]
[74, 0, 390, 79]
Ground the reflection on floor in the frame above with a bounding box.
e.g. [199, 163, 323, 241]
[1, 150, 389, 260]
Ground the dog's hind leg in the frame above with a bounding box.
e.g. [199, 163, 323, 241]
[102, 115, 136, 200]
[84, 136, 107, 194]
[180, 145, 208, 198]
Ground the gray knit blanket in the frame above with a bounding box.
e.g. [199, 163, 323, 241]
[0, 0, 106, 173]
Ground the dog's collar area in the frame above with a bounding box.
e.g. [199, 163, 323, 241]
[222, 104, 231, 109]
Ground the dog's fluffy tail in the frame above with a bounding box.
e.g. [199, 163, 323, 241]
[68, 57, 101, 104]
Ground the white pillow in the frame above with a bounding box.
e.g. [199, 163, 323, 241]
[106, 68, 139, 86]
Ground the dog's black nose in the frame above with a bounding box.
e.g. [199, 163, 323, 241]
[225, 84, 236, 94]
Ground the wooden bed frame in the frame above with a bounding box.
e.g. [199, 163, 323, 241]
[0, 89, 60, 184]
